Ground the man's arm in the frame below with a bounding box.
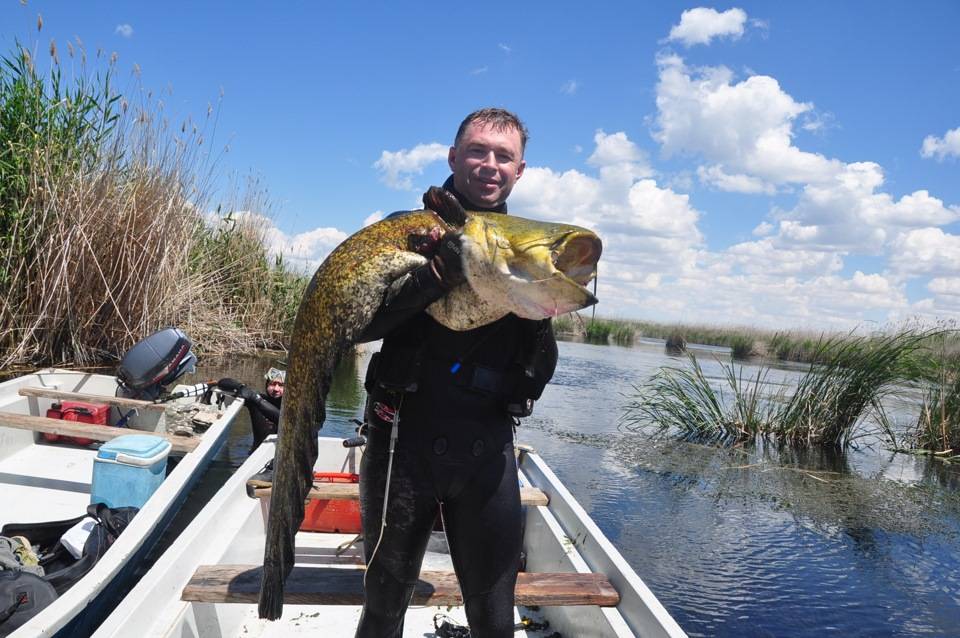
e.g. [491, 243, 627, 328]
[357, 265, 446, 342]
[358, 232, 465, 342]
[215, 378, 281, 422]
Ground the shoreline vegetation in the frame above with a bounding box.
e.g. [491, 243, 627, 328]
[553, 313, 960, 365]
[0, 35, 305, 371]
[618, 328, 960, 460]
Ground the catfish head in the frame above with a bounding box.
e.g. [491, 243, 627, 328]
[426, 212, 602, 331]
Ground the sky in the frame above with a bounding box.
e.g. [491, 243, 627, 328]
[4, 1, 960, 332]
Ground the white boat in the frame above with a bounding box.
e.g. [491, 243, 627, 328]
[94, 435, 687, 637]
[0, 368, 243, 637]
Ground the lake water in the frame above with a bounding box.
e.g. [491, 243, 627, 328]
[163, 339, 960, 637]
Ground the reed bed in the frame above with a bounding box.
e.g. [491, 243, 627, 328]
[913, 366, 960, 457]
[0, 37, 305, 368]
[555, 312, 960, 367]
[880, 339, 960, 460]
[620, 330, 942, 448]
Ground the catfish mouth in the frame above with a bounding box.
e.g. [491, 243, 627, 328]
[551, 232, 602, 285]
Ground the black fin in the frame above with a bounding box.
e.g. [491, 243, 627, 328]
[423, 186, 467, 227]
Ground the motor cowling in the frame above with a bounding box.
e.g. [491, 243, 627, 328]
[115, 328, 197, 400]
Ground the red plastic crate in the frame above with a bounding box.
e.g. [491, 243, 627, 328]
[43, 401, 109, 446]
[300, 472, 361, 533]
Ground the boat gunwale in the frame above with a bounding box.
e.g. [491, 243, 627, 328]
[519, 450, 688, 638]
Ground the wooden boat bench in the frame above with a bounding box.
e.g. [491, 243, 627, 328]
[246, 478, 550, 507]
[17, 387, 167, 411]
[182, 565, 620, 607]
[0, 388, 199, 453]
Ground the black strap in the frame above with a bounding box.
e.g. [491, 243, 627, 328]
[0, 592, 27, 624]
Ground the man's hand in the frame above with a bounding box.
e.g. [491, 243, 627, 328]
[430, 231, 466, 289]
[216, 378, 258, 401]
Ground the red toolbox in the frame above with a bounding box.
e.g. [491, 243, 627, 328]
[300, 472, 361, 533]
[44, 401, 110, 446]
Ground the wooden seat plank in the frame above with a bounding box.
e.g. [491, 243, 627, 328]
[19, 387, 166, 411]
[247, 479, 549, 507]
[182, 565, 619, 607]
[0, 412, 199, 453]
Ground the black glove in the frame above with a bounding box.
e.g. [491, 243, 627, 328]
[430, 231, 466, 289]
[423, 186, 467, 226]
[216, 378, 257, 401]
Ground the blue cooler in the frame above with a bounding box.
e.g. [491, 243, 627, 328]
[91, 435, 171, 508]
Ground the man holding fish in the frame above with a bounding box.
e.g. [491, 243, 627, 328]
[256, 108, 602, 634]
[354, 109, 556, 637]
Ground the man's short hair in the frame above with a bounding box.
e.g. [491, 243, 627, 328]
[454, 108, 529, 153]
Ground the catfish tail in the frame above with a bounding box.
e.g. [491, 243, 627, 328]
[258, 373, 327, 619]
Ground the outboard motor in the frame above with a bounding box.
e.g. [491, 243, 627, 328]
[115, 328, 197, 400]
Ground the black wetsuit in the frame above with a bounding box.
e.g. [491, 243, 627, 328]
[247, 392, 281, 453]
[355, 178, 558, 638]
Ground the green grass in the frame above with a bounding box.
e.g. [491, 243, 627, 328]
[621, 329, 944, 448]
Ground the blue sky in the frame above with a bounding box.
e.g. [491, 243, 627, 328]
[5, 1, 960, 330]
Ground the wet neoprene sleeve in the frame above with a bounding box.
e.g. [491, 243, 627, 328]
[357, 263, 446, 343]
[247, 393, 280, 423]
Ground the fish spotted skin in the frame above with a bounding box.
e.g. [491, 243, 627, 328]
[258, 207, 602, 619]
[257, 208, 449, 619]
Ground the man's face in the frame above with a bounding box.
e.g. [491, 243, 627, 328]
[266, 380, 284, 399]
[448, 122, 526, 209]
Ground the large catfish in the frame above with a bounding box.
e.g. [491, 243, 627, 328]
[258, 188, 602, 619]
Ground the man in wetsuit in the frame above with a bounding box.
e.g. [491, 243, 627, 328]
[355, 108, 558, 637]
[216, 367, 285, 453]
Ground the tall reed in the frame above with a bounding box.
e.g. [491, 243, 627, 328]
[622, 330, 940, 448]
[914, 367, 960, 454]
[0, 37, 305, 367]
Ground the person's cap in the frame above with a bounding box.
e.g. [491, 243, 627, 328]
[264, 367, 286, 383]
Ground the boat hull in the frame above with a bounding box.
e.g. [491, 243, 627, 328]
[94, 436, 687, 637]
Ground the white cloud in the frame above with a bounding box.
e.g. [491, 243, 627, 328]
[653, 52, 960, 267]
[725, 238, 843, 277]
[889, 228, 960, 277]
[588, 130, 646, 167]
[667, 7, 747, 47]
[928, 277, 960, 298]
[561, 80, 579, 95]
[470, 66, 488, 75]
[752, 221, 774, 236]
[772, 163, 960, 252]
[373, 142, 447, 190]
[264, 223, 348, 274]
[509, 166, 602, 225]
[499, 43, 512, 54]
[115, 24, 134, 38]
[697, 165, 774, 194]
[363, 211, 383, 227]
[921, 126, 960, 161]
[605, 263, 909, 331]
[654, 54, 840, 187]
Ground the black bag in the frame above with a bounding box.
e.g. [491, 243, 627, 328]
[0, 571, 58, 636]
[0, 504, 139, 596]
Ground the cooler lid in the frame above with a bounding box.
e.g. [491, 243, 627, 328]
[97, 434, 171, 466]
